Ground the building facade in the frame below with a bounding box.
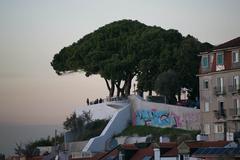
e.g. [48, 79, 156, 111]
[198, 37, 240, 140]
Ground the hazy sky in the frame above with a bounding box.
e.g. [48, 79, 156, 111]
[0, 0, 240, 125]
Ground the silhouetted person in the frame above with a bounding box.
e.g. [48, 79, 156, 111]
[99, 98, 103, 103]
[86, 98, 89, 105]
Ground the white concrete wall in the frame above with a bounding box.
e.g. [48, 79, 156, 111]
[75, 103, 117, 120]
[82, 104, 131, 152]
[129, 95, 200, 130]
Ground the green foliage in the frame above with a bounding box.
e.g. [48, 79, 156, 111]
[15, 142, 40, 157]
[80, 119, 109, 140]
[51, 19, 147, 97]
[119, 126, 200, 142]
[154, 69, 179, 104]
[63, 111, 92, 131]
[137, 58, 159, 95]
[51, 19, 213, 99]
[14, 135, 64, 157]
[63, 111, 109, 141]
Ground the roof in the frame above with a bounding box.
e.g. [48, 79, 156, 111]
[162, 147, 178, 157]
[192, 147, 240, 158]
[124, 143, 177, 159]
[214, 37, 240, 50]
[96, 146, 120, 160]
[130, 146, 153, 160]
[158, 142, 177, 148]
[121, 144, 138, 150]
[76, 141, 231, 160]
[161, 141, 229, 157]
[158, 142, 178, 157]
[186, 141, 229, 148]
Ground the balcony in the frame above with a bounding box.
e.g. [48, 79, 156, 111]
[214, 133, 225, 141]
[214, 86, 226, 96]
[214, 109, 226, 119]
[229, 108, 240, 119]
[228, 85, 240, 94]
[200, 66, 211, 74]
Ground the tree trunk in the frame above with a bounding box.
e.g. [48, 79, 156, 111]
[149, 90, 152, 96]
[104, 78, 115, 97]
[120, 89, 125, 97]
[109, 80, 115, 97]
[124, 74, 133, 96]
[117, 88, 121, 97]
[177, 90, 181, 102]
[104, 78, 111, 91]
[116, 81, 121, 97]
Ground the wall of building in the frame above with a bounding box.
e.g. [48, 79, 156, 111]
[199, 69, 240, 140]
[129, 96, 200, 130]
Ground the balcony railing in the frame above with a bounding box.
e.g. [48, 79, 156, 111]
[214, 86, 226, 96]
[229, 108, 240, 117]
[214, 109, 226, 119]
[228, 85, 240, 94]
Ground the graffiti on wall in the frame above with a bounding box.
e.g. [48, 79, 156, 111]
[135, 109, 181, 128]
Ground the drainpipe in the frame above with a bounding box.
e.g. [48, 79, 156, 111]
[154, 148, 160, 160]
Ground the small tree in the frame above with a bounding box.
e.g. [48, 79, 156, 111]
[63, 111, 93, 132]
[15, 143, 24, 156]
[82, 110, 93, 124]
[14, 136, 64, 157]
[63, 112, 83, 132]
[154, 69, 179, 104]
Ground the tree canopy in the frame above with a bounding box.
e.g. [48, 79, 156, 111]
[154, 69, 179, 104]
[51, 19, 213, 101]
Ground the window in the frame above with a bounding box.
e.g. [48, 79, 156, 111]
[217, 52, 224, 65]
[232, 50, 239, 63]
[233, 99, 240, 115]
[204, 124, 210, 134]
[236, 122, 240, 131]
[219, 101, 224, 112]
[204, 102, 209, 112]
[203, 80, 209, 89]
[233, 75, 240, 90]
[214, 124, 224, 133]
[217, 77, 224, 92]
[201, 56, 209, 68]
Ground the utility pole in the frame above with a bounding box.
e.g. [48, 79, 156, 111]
[55, 129, 57, 153]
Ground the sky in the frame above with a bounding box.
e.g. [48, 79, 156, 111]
[0, 0, 240, 153]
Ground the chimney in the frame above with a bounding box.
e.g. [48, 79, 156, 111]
[119, 151, 124, 160]
[153, 148, 160, 160]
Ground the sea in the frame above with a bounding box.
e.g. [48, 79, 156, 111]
[0, 124, 64, 156]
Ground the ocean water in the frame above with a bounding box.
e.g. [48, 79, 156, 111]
[0, 124, 64, 156]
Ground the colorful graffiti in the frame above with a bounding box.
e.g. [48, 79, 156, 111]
[135, 109, 180, 128]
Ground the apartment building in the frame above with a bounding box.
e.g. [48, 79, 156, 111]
[198, 37, 240, 141]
